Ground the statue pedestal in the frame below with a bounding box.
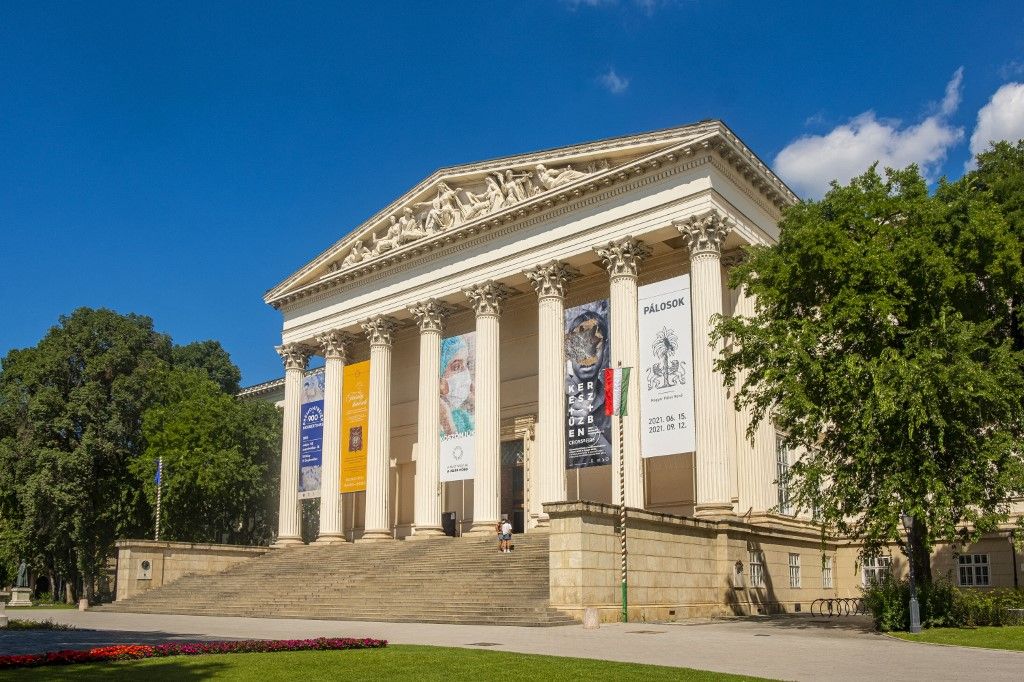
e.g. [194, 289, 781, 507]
[9, 587, 32, 607]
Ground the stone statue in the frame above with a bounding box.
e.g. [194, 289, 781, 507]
[396, 207, 427, 243]
[371, 218, 404, 256]
[535, 163, 587, 190]
[341, 240, 370, 267]
[499, 169, 533, 203]
[419, 182, 463, 234]
[16, 560, 27, 588]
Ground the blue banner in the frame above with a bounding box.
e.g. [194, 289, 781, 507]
[299, 371, 325, 499]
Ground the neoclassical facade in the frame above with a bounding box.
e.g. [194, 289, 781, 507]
[257, 121, 800, 545]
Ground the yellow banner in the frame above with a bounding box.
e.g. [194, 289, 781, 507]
[340, 360, 369, 493]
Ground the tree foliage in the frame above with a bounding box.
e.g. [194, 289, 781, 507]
[131, 368, 279, 545]
[172, 340, 242, 394]
[0, 307, 280, 600]
[715, 160, 1024, 579]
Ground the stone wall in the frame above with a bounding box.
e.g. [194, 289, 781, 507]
[115, 540, 268, 601]
[545, 501, 842, 622]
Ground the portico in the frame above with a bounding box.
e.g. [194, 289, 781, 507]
[263, 121, 798, 543]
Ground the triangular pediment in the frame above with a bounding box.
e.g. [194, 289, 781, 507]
[265, 120, 796, 308]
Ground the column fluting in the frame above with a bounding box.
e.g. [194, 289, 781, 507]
[596, 238, 651, 508]
[274, 343, 310, 546]
[464, 281, 510, 534]
[314, 330, 348, 543]
[409, 300, 448, 537]
[676, 210, 735, 517]
[360, 316, 397, 540]
[526, 261, 576, 524]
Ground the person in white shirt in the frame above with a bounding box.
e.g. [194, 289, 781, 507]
[499, 518, 513, 553]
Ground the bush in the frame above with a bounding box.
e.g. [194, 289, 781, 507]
[864, 577, 1024, 630]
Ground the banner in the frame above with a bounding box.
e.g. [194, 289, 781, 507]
[341, 360, 370, 493]
[565, 299, 612, 469]
[440, 332, 476, 482]
[638, 275, 697, 457]
[298, 370, 325, 499]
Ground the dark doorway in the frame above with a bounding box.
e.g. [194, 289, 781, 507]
[500, 438, 525, 534]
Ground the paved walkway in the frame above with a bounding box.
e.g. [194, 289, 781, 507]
[3, 609, 1022, 680]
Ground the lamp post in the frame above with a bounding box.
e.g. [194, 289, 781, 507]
[901, 513, 922, 634]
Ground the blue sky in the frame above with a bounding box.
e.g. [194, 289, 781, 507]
[2, 2, 1023, 386]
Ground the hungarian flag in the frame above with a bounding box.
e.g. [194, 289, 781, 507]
[604, 367, 631, 417]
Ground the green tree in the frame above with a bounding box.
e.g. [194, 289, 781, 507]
[0, 308, 172, 599]
[172, 340, 242, 394]
[714, 164, 1024, 581]
[131, 368, 280, 545]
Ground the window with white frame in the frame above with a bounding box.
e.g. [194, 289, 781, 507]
[862, 555, 892, 586]
[958, 554, 990, 587]
[749, 550, 765, 588]
[788, 553, 801, 588]
[776, 435, 791, 515]
[822, 555, 834, 589]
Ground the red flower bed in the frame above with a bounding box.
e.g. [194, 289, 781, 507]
[0, 637, 386, 669]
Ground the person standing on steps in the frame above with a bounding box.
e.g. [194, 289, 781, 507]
[500, 517, 513, 553]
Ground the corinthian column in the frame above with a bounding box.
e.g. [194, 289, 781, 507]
[360, 316, 397, 540]
[273, 343, 310, 547]
[596, 237, 651, 508]
[676, 209, 735, 517]
[409, 299, 448, 537]
[464, 281, 511, 534]
[526, 261, 576, 524]
[314, 330, 348, 543]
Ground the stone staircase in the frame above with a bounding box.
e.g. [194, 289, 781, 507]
[100, 532, 574, 626]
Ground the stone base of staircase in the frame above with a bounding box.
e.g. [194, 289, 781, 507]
[99, 533, 573, 627]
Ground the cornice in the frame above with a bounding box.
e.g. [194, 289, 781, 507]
[265, 122, 798, 311]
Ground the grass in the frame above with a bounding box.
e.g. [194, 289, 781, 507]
[3, 618, 75, 631]
[4, 603, 77, 610]
[892, 625, 1024, 651]
[8, 644, 773, 681]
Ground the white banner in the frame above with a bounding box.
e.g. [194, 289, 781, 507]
[638, 275, 697, 457]
[440, 332, 476, 482]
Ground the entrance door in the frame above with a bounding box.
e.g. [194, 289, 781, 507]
[500, 438, 525, 533]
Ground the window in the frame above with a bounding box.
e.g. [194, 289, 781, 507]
[862, 555, 892, 586]
[822, 556, 834, 589]
[776, 435, 791, 515]
[749, 550, 765, 588]
[788, 553, 801, 588]
[958, 554, 990, 587]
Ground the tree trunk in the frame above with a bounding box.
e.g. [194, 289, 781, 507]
[64, 580, 76, 604]
[911, 515, 933, 583]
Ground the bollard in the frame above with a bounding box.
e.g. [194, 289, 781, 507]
[78, 598, 89, 611]
[0, 599, 7, 628]
[583, 607, 600, 629]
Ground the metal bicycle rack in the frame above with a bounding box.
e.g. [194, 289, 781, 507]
[810, 597, 867, 617]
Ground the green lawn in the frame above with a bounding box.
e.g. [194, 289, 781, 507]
[892, 625, 1024, 651]
[8, 644, 772, 681]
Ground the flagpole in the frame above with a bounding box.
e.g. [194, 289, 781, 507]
[155, 456, 162, 542]
[618, 361, 628, 624]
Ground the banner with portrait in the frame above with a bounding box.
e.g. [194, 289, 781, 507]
[298, 370, 325, 499]
[440, 332, 476, 482]
[638, 275, 697, 457]
[340, 360, 370, 493]
[564, 299, 612, 469]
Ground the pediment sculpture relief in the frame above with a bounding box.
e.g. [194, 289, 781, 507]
[333, 160, 610, 272]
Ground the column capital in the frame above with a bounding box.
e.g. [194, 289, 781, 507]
[720, 249, 747, 269]
[525, 261, 578, 299]
[595, 236, 651, 279]
[408, 299, 451, 334]
[675, 209, 733, 260]
[361, 316, 397, 347]
[464, 281, 512, 317]
[276, 343, 310, 371]
[315, 330, 351, 361]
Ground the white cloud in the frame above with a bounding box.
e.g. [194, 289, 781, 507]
[774, 70, 965, 198]
[999, 60, 1024, 79]
[967, 82, 1024, 163]
[599, 68, 630, 94]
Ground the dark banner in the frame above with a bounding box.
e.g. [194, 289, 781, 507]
[298, 371, 325, 499]
[564, 299, 612, 469]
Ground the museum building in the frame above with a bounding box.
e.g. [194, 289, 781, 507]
[212, 121, 1020, 620]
